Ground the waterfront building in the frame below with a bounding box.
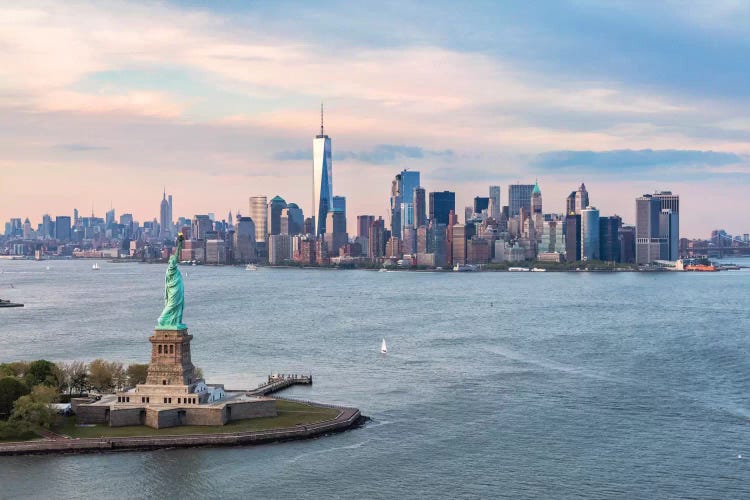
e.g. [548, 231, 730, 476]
[619, 225, 636, 263]
[429, 191, 456, 226]
[267, 196, 287, 236]
[313, 107, 333, 236]
[599, 215, 622, 262]
[205, 239, 226, 264]
[581, 206, 600, 261]
[539, 219, 565, 254]
[249, 196, 268, 242]
[467, 237, 490, 264]
[269, 234, 292, 264]
[635, 194, 662, 264]
[368, 217, 385, 260]
[508, 184, 535, 217]
[452, 224, 467, 265]
[414, 187, 426, 228]
[565, 213, 581, 261]
[386, 237, 402, 259]
[234, 217, 256, 263]
[325, 210, 347, 256]
[489, 186, 501, 220]
[659, 209, 679, 261]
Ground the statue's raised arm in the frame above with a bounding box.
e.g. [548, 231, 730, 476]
[156, 233, 187, 330]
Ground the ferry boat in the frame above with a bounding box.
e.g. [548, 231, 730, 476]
[508, 267, 529, 272]
[245, 264, 257, 271]
[453, 263, 477, 272]
[684, 264, 717, 272]
[531, 267, 547, 272]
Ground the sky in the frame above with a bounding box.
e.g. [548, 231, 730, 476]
[1, 1, 749, 238]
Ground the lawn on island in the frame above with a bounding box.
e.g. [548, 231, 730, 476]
[53, 400, 340, 439]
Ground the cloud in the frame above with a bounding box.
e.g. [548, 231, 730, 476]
[53, 143, 110, 151]
[534, 149, 744, 173]
[274, 144, 455, 164]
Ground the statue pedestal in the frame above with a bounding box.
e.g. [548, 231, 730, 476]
[146, 328, 196, 387]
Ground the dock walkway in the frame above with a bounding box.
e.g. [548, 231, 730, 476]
[246, 374, 312, 396]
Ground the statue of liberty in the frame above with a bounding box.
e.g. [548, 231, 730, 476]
[157, 233, 187, 330]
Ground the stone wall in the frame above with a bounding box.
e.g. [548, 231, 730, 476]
[227, 399, 276, 421]
[110, 408, 145, 427]
[145, 407, 181, 429]
[183, 407, 225, 426]
[76, 404, 109, 424]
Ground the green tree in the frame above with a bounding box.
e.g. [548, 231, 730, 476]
[67, 361, 89, 395]
[0, 361, 30, 378]
[126, 364, 149, 387]
[9, 385, 58, 428]
[25, 360, 57, 387]
[88, 359, 114, 392]
[0, 377, 29, 420]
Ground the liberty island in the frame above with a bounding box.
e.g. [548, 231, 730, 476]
[0, 238, 363, 454]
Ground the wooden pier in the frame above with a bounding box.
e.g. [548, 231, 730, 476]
[246, 374, 313, 396]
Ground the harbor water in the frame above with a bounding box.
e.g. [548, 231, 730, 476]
[0, 260, 748, 499]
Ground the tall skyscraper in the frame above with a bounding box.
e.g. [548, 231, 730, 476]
[531, 180, 542, 214]
[659, 209, 679, 261]
[581, 206, 600, 261]
[55, 216, 71, 242]
[635, 194, 661, 264]
[489, 186, 501, 220]
[508, 184, 535, 217]
[414, 187, 426, 228]
[564, 214, 580, 261]
[429, 191, 455, 225]
[285, 203, 304, 235]
[599, 215, 622, 262]
[249, 196, 268, 243]
[332, 195, 346, 214]
[368, 217, 385, 259]
[473, 197, 489, 215]
[313, 105, 333, 236]
[234, 216, 256, 263]
[267, 195, 287, 236]
[574, 183, 590, 214]
[566, 191, 576, 215]
[390, 170, 420, 238]
[159, 190, 171, 240]
[357, 215, 375, 239]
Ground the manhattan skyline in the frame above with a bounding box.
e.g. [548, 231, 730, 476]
[2, 1, 750, 237]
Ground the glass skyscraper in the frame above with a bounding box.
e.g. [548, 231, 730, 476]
[581, 206, 600, 261]
[313, 108, 333, 236]
[508, 184, 534, 217]
[429, 191, 455, 226]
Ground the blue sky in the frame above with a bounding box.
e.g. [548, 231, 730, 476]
[1, 0, 748, 236]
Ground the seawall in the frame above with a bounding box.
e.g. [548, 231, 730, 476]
[0, 403, 364, 456]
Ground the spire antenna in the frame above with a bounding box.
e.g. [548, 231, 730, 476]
[320, 101, 324, 136]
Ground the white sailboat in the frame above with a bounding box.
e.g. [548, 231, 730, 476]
[92, 263, 100, 271]
[380, 338, 388, 354]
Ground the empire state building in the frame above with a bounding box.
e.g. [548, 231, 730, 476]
[313, 105, 332, 236]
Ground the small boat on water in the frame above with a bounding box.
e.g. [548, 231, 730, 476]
[0, 299, 23, 308]
[453, 263, 477, 272]
[380, 338, 388, 354]
[508, 267, 529, 272]
[245, 264, 257, 271]
[92, 263, 100, 271]
[531, 267, 546, 272]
